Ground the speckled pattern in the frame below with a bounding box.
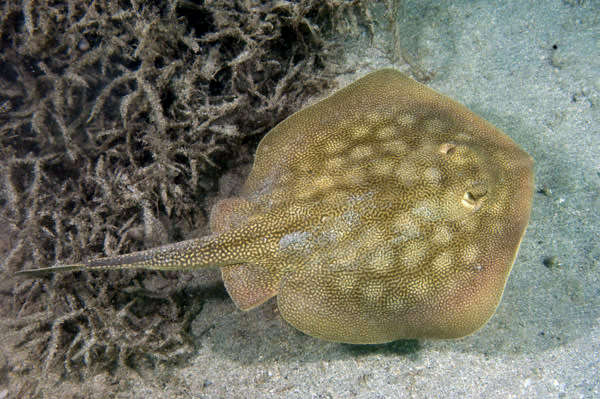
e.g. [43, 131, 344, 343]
[18, 69, 534, 344]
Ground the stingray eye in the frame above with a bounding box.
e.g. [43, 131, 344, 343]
[439, 143, 457, 155]
[461, 183, 488, 211]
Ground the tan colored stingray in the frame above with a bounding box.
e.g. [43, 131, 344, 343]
[18, 69, 534, 344]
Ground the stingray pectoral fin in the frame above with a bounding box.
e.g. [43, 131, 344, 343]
[277, 260, 416, 344]
[277, 262, 403, 345]
[221, 262, 279, 310]
[210, 197, 252, 234]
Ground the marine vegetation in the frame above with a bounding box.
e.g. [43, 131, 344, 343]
[0, 0, 377, 394]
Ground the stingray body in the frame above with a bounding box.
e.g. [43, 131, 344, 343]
[19, 69, 534, 344]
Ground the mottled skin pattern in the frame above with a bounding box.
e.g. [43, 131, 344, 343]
[18, 69, 534, 344]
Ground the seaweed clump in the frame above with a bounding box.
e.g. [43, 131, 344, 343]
[0, 0, 374, 394]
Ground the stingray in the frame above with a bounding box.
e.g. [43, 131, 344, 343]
[18, 69, 534, 344]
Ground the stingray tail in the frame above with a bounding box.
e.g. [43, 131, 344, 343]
[15, 236, 224, 277]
